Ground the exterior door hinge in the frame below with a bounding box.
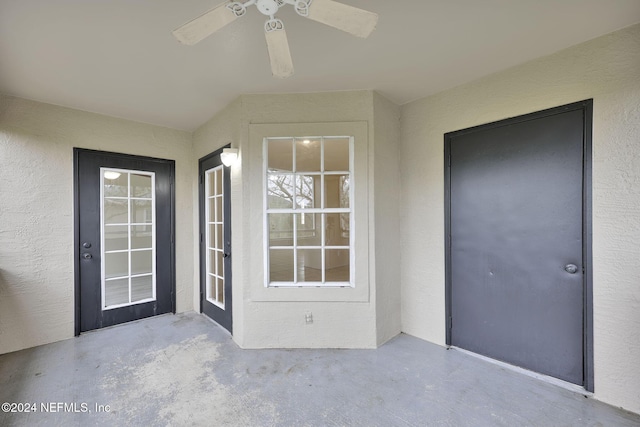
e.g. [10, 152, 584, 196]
[448, 316, 453, 330]
[200, 233, 203, 243]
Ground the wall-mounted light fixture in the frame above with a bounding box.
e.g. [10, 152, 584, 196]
[220, 148, 239, 167]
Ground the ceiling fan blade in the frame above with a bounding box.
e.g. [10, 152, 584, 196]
[172, 1, 240, 46]
[265, 23, 294, 78]
[306, 0, 378, 38]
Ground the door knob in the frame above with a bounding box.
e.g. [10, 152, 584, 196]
[82, 242, 92, 249]
[82, 253, 92, 260]
[564, 264, 578, 274]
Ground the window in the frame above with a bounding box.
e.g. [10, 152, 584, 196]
[204, 165, 225, 308]
[101, 169, 156, 309]
[265, 136, 353, 287]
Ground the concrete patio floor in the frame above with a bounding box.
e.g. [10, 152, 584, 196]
[1, 312, 639, 426]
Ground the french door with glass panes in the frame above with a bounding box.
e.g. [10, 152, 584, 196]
[199, 148, 232, 333]
[74, 149, 175, 334]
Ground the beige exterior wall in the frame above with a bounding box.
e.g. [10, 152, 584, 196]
[0, 95, 194, 355]
[193, 91, 402, 348]
[373, 93, 402, 345]
[400, 23, 640, 414]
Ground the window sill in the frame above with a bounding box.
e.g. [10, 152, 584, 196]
[249, 284, 369, 303]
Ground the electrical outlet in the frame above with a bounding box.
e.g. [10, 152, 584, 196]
[305, 312, 313, 324]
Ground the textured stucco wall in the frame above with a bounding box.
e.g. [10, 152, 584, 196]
[193, 91, 403, 349]
[373, 93, 402, 345]
[0, 95, 194, 354]
[400, 24, 640, 413]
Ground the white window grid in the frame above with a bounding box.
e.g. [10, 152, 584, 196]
[205, 165, 225, 309]
[100, 168, 156, 310]
[264, 136, 355, 288]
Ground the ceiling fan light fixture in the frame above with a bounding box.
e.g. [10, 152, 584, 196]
[293, 0, 312, 17]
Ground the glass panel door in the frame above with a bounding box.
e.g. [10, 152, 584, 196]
[205, 166, 225, 308]
[101, 169, 156, 310]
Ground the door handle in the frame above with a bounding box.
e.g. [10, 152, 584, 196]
[82, 253, 92, 260]
[564, 264, 578, 274]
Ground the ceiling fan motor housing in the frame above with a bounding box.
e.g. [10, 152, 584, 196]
[256, 0, 280, 16]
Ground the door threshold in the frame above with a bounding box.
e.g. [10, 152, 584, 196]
[450, 346, 591, 396]
[200, 312, 233, 338]
[80, 313, 174, 335]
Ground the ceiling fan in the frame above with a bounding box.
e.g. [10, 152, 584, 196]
[172, 0, 378, 78]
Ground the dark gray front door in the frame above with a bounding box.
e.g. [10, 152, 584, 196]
[445, 101, 592, 388]
[74, 149, 175, 334]
[199, 148, 232, 333]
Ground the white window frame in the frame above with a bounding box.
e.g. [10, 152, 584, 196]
[263, 136, 355, 288]
[100, 168, 157, 310]
[205, 165, 225, 309]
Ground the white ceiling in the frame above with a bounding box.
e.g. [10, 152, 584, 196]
[1, 0, 639, 131]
